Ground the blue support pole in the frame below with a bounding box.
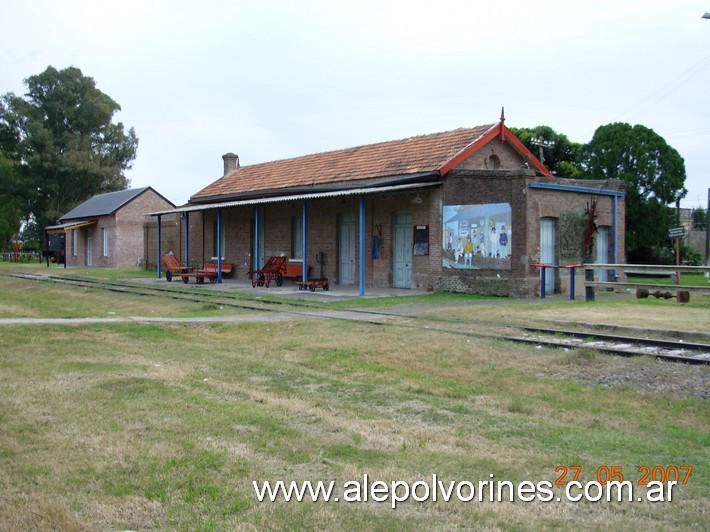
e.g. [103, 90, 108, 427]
[612, 195, 618, 280]
[359, 195, 365, 296]
[569, 267, 575, 301]
[184, 212, 190, 269]
[157, 215, 162, 279]
[302, 200, 308, 283]
[217, 208, 223, 284]
[254, 206, 260, 270]
[540, 267, 546, 299]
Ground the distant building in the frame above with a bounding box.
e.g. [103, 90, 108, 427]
[46, 187, 174, 268]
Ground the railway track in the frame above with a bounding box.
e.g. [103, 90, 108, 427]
[5, 271, 710, 364]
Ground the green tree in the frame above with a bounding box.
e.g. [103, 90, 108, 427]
[0, 66, 138, 243]
[581, 123, 686, 263]
[510, 125, 584, 177]
[0, 149, 22, 249]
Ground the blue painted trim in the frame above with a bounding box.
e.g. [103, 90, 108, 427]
[157, 215, 162, 279]
[302, 200, 308, 282]
[529, 182, 625, 197]
[359, 195, 365, 296]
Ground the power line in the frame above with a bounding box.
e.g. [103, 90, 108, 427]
[613, 55, 710, 122]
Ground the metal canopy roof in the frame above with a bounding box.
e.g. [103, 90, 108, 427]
[148, 181, 442, 217]
[45, 220, 97, 234]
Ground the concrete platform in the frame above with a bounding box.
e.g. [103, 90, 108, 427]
[146, 275, 433, 302]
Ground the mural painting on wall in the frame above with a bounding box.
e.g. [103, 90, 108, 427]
[442, 203, 512, 270]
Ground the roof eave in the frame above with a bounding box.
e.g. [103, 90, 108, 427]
[189, 171, 441, 205]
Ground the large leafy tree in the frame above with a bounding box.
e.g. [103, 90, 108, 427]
[0, 66, 138, 243]
[0, 148, 22, 249]
[580, 123, 686, 263]
[510, 125, 584, 177]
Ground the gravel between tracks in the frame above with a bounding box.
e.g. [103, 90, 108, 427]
[541, 353, 710, 400]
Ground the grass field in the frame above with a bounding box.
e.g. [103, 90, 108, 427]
[0, 269, 708, 530]
[626, 273, 710, 288]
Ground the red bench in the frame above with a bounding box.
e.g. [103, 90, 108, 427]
[282, 261, 313, 282]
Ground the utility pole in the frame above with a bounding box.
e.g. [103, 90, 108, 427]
[531, 137, 555, 165]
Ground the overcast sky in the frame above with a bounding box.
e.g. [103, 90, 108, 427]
[2, 0, 709, 209]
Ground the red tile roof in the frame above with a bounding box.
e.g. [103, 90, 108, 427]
[191, 124, 497, 201]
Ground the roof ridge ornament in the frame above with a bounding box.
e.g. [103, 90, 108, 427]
[499, 107, 505, 141]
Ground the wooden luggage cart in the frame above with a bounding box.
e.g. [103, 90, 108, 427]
[296, 278, 329, 292]
[161, 254, 194, 282]
[295, 252, 329, 291]
[248, 256, 287, 288]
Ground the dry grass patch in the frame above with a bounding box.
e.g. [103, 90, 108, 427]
[0, 317, 707, 529]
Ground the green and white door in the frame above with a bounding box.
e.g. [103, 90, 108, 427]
[339, 213, 355, 285]
[393, 212, 412, 288]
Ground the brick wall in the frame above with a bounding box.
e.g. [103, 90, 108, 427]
[116, 189, 175, 268]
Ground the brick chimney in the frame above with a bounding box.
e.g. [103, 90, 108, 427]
[222, 153, 240, 176]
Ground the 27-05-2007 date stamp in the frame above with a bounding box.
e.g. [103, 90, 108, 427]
[552, 465, 693, 503]
[555, 465, 693, 486]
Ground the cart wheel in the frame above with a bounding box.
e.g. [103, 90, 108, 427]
[309, 284, 316, 292]
[276, 273, 284, 287]
[209, 277, 217, 284]
[324, 284, 329, 291]
[183, 277, 189, 284]
[166, 271, 173, 282]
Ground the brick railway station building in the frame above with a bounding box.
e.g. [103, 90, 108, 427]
[150, 114, 625, 297]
